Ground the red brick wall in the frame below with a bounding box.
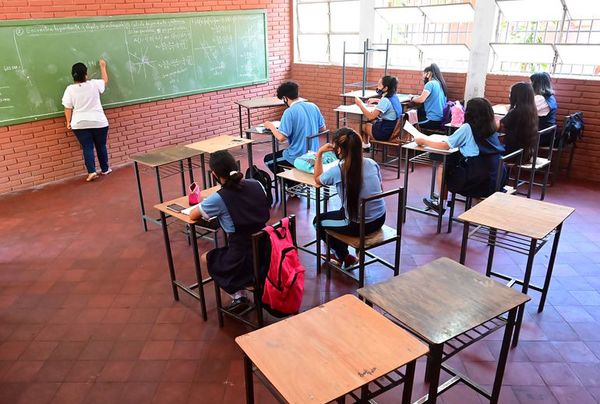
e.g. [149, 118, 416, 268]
[291, 63, 600, 182]
[0, 0, 291, 194]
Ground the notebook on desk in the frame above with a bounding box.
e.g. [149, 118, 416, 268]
[256, 120, 280, 133]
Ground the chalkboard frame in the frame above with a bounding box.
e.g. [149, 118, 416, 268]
[0, 10, 269, 126]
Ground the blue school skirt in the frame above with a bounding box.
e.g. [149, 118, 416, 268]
[372, 119, 396, 141]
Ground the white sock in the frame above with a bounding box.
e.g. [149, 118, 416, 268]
[362, 142, 371, 149]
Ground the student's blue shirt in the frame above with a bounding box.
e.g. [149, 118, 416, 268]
[446, 124, 505, 157]
[424, 80, 446, 121]
[376, 96, 397, 121]
[198, 193, 234, 233]
[319, 158, 386, 223]
[279, 100, 325, 162]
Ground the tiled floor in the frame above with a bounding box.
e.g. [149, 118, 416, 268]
[1, 145, 599, 403]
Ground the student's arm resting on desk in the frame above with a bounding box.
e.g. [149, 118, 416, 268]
[411, 82, 434, 104]
[189, 193, 223, 221]
[414, 135, 449, 150]
[355, 97, 380, 121]
[264, 121, 286, 142]
[313, 143, 334, 186]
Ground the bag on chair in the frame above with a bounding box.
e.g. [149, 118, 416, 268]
[245, 165, 273, 205]
[261, 217, 305, 317]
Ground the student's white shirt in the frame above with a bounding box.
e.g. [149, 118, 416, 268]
[62, 80, 109, 129]
[534, 94, 550, 117]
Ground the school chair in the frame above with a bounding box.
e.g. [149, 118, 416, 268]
[323, 187, 404, 288]
[370, 113, 410, 179]
[447, 149, 524, 233]
[213, 215, 297, 329]
[539, 113, 583, 183]
[515, 125, 557, 200]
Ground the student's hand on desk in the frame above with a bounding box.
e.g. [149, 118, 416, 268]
[367, 98, 380, 105]
[414, 136, 426, 146]
[264, 121, 276, 132]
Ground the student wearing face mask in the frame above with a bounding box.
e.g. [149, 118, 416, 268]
[410, 63, 448, 130]
[263, 81, 326, 174]
[190, 151, 271, 310]
[354, 75, 402, 150]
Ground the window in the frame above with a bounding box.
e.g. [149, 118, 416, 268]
[492, 0, 600, 76]
[295, 0, 361, 64]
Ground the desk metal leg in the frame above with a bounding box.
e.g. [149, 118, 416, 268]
[134, 162, 148, 232]
[491, 307, 517, 403]
[155, 167, 164, 203]
[486, 228, 497, 276]
[437, 156, 447, 234]
[402, 360, 416, 404]
[238, 104, 243, 138]
[190, 225, 208, 321]
[316, 187, 321, 271]
[200, 154, 207, 189]
[244, 355, 254, 404]
[513, 238, 537, 347]
[426, 343, 443, 404]
[159, 211, 179, 301]
[272, 137, 279, 202]
[179, 160, 186, 196]
[402, 148, 410, 223]
[459, 221, 469, 264]
[187, 157, 195, 183]
[282, 179, 287, 216]
[247, 143, 254, 172]
[336, 111, 340, 129]
[539, 223, 562, 312]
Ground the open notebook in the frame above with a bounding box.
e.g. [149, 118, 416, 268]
[255, 120, 281, 133]
[403, 121, 458, 153]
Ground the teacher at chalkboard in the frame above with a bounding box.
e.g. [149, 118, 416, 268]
[62, 59, 111, 182]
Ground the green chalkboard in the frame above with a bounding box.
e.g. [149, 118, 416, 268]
[0, 10, 269, 126]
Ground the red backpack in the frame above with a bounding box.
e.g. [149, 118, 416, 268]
[261, 218, 305, 316]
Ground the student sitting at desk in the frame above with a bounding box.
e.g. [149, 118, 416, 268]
[416, 98, 505, 212]
[191, 151, 270, 310]
[530, 72, 558, 145]
[313, 128, 386, 268]
[499, 82, 538, 162]
[263, 81, 326, 174]
[410, 63, 448, 131]
[354, 75, 402, 150]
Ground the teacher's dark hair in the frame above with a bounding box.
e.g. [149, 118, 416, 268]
[332, 127, 363, 221]
[209, 151, 243, 189]
[276, 81, 299, 100]
[464, 98, 497, 141]
[71, 62, 87, 83]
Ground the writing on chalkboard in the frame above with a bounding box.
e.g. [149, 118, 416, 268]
[0, 10, 269, 126]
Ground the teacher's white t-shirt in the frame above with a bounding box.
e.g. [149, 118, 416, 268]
[62, 79, 108, 129]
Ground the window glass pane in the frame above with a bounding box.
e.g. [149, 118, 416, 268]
[298, 34, 329, 63]
[330, 1, 361, 33]
[298, 3, 329, 34]
[330, 34, 361, 65]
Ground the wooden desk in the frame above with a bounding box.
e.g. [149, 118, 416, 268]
[277, 168, 336, 272]
[458, 192, 574, 346]
[130, 145, 203, 231]
[186, 135, 254, 188]
[154, 186, 220, 321]
[358, 257, 530, 404]
[235, 96, 284, 139]
[401, 141, 458, 234]
[492, 103, 509, 116]
[236, 295, 428, 404]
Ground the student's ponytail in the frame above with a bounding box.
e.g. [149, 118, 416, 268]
[208, 151, 243, 189]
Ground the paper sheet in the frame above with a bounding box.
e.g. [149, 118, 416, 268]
[403, 121, 425, 140]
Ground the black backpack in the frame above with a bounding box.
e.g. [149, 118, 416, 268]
[245, 165, 273, 205]
[562, 112, 584, 145]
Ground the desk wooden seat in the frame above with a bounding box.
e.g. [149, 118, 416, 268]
[326, 224, 397, 250]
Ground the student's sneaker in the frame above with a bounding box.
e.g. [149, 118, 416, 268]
[225, 296, 252, 313]
[86, 172, 99, 182]
[423, 197, 446, 214]
[362, 143, 371, 153]
[101, 168, 112, 175]
[342, 254, 358, 269]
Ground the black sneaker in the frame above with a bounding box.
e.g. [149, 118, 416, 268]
[423, 197, 446, 214]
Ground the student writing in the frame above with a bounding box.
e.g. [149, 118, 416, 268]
[410, 63, 448, 131]
[499, 82, 538, 162]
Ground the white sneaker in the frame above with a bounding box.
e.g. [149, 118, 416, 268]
[101, 168, 112, 175]
[362, 142, 371, 150]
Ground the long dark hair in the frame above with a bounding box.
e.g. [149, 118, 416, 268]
[381, 75, 398, 98]
[209, 151, 243, 189]
[424, 63, 448, 97]
[530, 72, 554, 98]
[71, 62, 87, 83]
[508, 82, 538, 161]
[333, 127, 363, 221]
[464, 98, 497, 141]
